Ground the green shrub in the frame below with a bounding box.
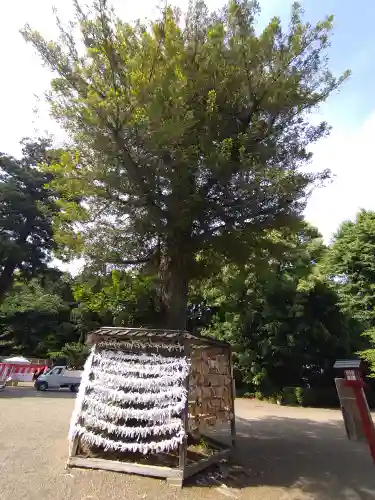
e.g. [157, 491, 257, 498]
[254, 391, 264, 401]
[280, 387, 300, 406]
[243, 392, 255, 398]
[246, 383, 375, 409]
[295, 387, 304, 405]
[279, 386, 339, 408]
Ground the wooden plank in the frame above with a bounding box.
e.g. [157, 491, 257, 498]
[66, 435, 80, 470]
[228, 347, 237, 448]
[68, 436, 80, 458]
[184, 448, 231, 479]
[179, 340, 191, 474]
[166, 477, 184, 488]
[67, 456, 183, 479]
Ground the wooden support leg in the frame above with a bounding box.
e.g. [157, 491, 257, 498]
[66, 435, 80, 469]
[176, 340, 190, 487]
[167, 476, 184, 488]
[228, 348, 236, 448]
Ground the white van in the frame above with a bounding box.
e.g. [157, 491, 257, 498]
[34, 366, 82, 392]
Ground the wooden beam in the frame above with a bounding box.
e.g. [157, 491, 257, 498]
[68, 436, 80, 458]
[183, 448, 231, 479]
[66, 435, 80, 470]
[179, 340, 191, 477]
[228, 347, 237, 448]
[166, 477, 184, 488]
[67, 456, 183, 479]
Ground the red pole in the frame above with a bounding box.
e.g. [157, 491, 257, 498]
[345, 379, 375, 463]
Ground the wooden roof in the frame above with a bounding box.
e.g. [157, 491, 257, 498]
[86, 326, 230, 349]
[333, 359, 363, 370]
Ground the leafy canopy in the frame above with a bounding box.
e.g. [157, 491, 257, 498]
[324, 210, 375, 375]
[22, 0, 349, 327]
[199, 224, 360, 394]
[0, 138, 59, 301]
[0, 272, 77, 357]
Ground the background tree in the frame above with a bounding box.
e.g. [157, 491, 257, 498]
[198, 224, 361, 396]
[22, 0, 349, 328]
[0, 270, 77, 357]
[48, 342, 90, 368]
[73, 267, 160, 328]
[0, 138, 58, 301]
[324, 210, 375, 375]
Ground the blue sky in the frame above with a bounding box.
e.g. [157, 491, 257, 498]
[0, 0, 374, 260]
[265, 0, 375, 128]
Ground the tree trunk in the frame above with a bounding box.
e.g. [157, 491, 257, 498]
[159, 251, 190, 330]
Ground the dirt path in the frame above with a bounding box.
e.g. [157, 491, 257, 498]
[1, 388, 375, 499]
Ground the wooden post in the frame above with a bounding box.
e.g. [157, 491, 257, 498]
[228, 347, 236, 448]
[176, 340, 190, 486]
[344, 379, 375, 463]
[66, 435, 80, 469]
[69, 435, 80, 457]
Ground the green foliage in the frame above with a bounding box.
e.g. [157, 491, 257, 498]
[279, 386, 339, 408]
[280, 387, 302, 406]
[0, 138, 60, 301]
[73, 268, 160, 327]
[324, 210, 375, 375]
[200, 224, 361, 395]
[0, 0, 366, 410]
[48, 342, 89, 368]
[0, 272, 77, 357]
[22, 0, 348, 327]
[325, 210, 375, 323]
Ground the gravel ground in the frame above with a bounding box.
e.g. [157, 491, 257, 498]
[1, 387, 375, 500]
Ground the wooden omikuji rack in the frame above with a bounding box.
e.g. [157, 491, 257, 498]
[66, 327, 236, 487]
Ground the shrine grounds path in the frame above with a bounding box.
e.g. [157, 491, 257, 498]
[1, 387, 375, 500]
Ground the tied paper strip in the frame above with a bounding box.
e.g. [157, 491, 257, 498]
[74, 424, 186, 454]
[69, 347, 189, 454]
[95, 350, 186, 365]
[69, 348, 95, 441]
[82, 415, 183, 439]
[85, 382, 187, 405]
[93, 353, 188, 377]
[82, 395, 187, 422]
[98, 340, 184, 352]
[91, 368, 187, 390]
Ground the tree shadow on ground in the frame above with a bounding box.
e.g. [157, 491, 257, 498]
[187, 416, 375, 500]
[0, 386, 76, 399]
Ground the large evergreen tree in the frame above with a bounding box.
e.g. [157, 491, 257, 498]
[22, 0, 348, 328]
[0, 138, 58, 301]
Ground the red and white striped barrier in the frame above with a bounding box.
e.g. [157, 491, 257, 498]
[0, 363, 48, 382]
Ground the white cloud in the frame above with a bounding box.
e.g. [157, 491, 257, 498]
[0, 0, 226, 156]
[304, 111, 375, 243]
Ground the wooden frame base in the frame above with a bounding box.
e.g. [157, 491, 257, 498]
[183, 448, 231, 479]
[67, 455, 183, 480]
[66, 434, 233, 487]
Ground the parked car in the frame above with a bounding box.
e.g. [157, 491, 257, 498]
[34, 366, 82, 392]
